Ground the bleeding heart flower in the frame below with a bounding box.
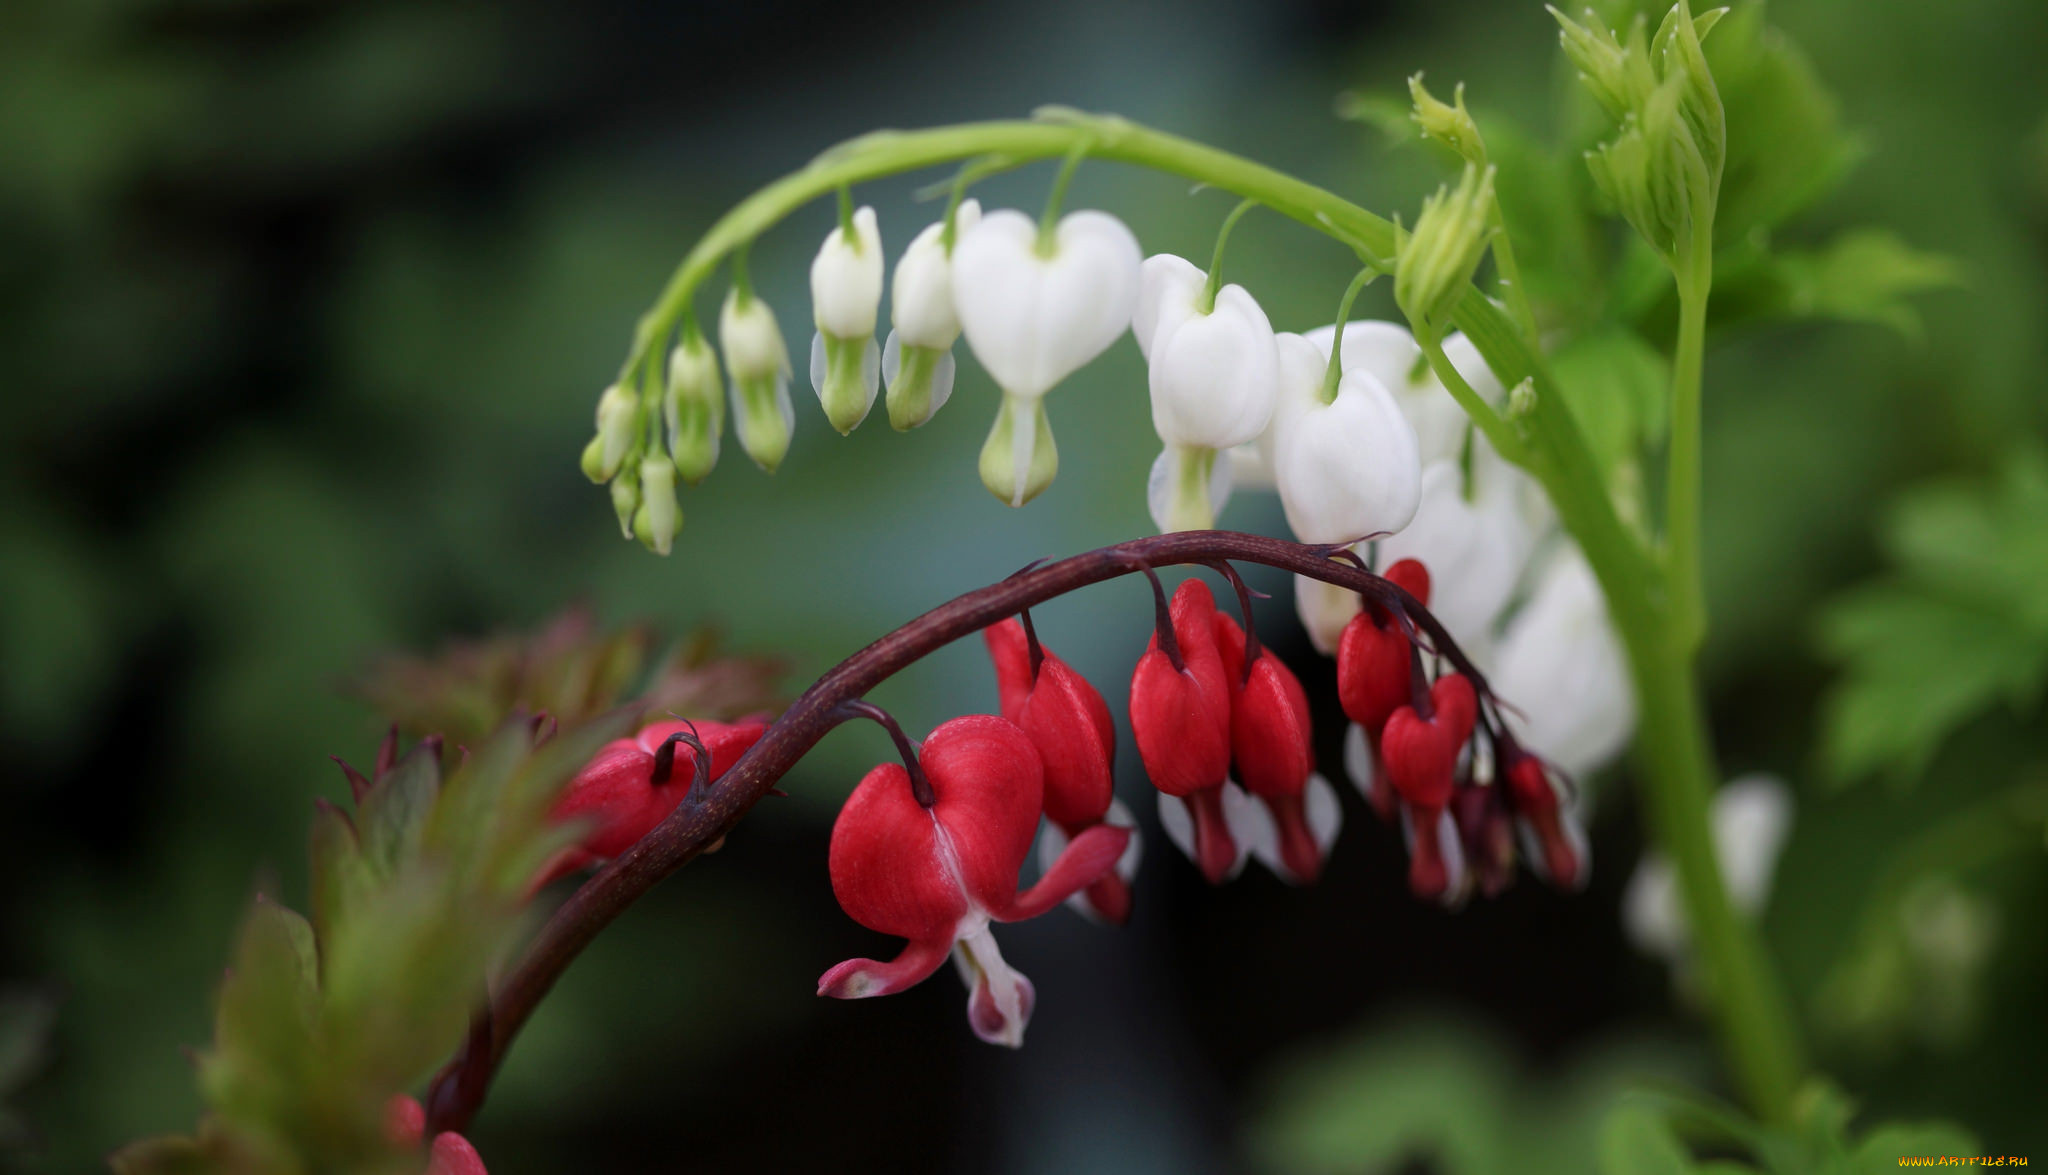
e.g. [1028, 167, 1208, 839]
[1451, 780, 1518, 899]
[818, 714, 1131, 1046]
[1375, 452, 1538, 649]
[1275, 366, 1422, 544]
[952, 209, 1141, 506]
[1129, 579, 1238, 883]
[1335, 558, 1433, 740]
[537, 717, 768, 886]
[984, 617, 1138, 924]
[1500, 746, 1590, 891]
[1210, 609, 1341, 884]
[1380, 673, 1478, 901]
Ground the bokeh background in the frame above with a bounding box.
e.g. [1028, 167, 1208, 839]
[4, 0, 2046, 1170]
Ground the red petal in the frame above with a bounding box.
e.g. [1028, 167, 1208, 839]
[1381, 708, 1459, 811]
[983, 618, 1034, 722]
[550, 719, 768, 860]
[1232, 655, 1314, 799]
[1131, 582, 1233, 797]
[817, 935, 954, 999]
[1384, 558, 1431, 607]
[922, 715, 1045, 912]
[998, 823, 1131, 921]
[426, 1133, 489, 1175]
[384, 1094, 426, 1148]
[1185, 785, 1239, 884]
[828, 762, 964, 941]
[1019, 654, 1117, 828]
[1260, 792, 1326, 884]
[1336, 611, 1412, 736]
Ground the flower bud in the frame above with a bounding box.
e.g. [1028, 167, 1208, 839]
[720, 288, 794, 472]
[882, 200, 979, 432]
[664, 332, 723, 484]
[632, 455, 681, 556]
[809, 205, 884, 434]
[587, 383, 639, 483]
[1409, 73, 1485, 165]
[1395, 163, 1497, 330]
[1276, 367, 1422, 544]
[609, 464, 640, 539]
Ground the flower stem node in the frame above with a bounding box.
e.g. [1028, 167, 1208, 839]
[819, 715, 1131, 1046]
[664, 331, 724, 484]
[1394, 163, 1498, 332]
[1408, 74, 1486, 166]
[720, 287, 795, 472]
[883, 199, 981, 431]
[809, 205, 885, 434]
[586, 383, 639, 484]
[632, 455, 682, 556]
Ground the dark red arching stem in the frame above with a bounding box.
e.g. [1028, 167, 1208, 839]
[648, 724, 707, 788]
[425, 530, 1500, 1133]
[834, 700, 933, 807]
[1134, 560, 1185, 673]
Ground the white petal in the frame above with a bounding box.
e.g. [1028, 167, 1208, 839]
[811, 206, 885, 338]
[1148, 282, 1279, 449]
[953, 209, 1141, 399]
[880, 331, 957, 425]
[1713, 774, 1793, 914]
[952, 922, 1035, 1047]
[891, 201, 978, 348]
[1147, 445, 1233, 533]
[1294, 570, 1362, 657]
[1156, 791, 1250, 880]
[1276, 368, 1422, 543]
[1133, 253, 1205, 359]
[1490, 545, 1635, 778]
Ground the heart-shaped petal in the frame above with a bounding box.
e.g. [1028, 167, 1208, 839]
[1277, 368, 1422, 544]
[953, 209, 1141, 398]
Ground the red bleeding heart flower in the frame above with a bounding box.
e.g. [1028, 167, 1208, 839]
[385, 1095, 488, 1175]
[1211, 608, 1340, 884]
[1129, 578, 1239, 882]
[985, 617, 1138, 923]
[535, 716, 768, 886]
[818, 714, 1131, 1046]
[1380, 672, 1477, 901]
[1335, 558, 1432, 739]
[1500, 745, 1589, 891]
[1451, 780, 1517, 899]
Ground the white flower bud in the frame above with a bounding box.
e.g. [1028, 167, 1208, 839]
[881, 200, 979, 432]
[587, 383, 639, 483]
[1142, 253, 1278, 451]
[1489, 545, 1634, 778]
[952, 208, 1141, 400]
[719, 289, 794, 472]
[811, 206, 883, 338]
[891, 200, 978, 349]
[664, 334, 722, 484]
[632, 455, 681, 556]
[1275, 368, 1422, 544]
[1375, 451, 1538, 646]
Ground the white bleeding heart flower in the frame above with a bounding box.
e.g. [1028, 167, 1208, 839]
[882, 199, 980, 431]
[809, 205, 885, 434]
[1275, 367, 1422, 544]
[1303, 321, 1504, 467]
[954, 209, 1141, 506]
[1234, 332, 1331, 492]
[720, 289, 794, 472]
[1143, 256, 1278, 451]
[1489, 545, 1635, 779]
[1624, 774, 1793, 963]
[1375, 449, 1539, 647]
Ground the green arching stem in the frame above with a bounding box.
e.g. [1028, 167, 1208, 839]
[729, 240, 754, 305]
[1321, 267, 1380, 402]
[1198, 199, 1260, 315]
[1487, 203, 1541, 346]
[612, 113, 1803, 1118]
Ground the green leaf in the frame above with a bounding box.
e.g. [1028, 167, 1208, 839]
[1819, 447, 2048, 784]
[1737, 230, 1962, 337]
[1548, 327, 1672, 477]
[1705, 2, 1864, 242]
[356, 739, 442, 882]
[1841, 1123, 1978, 1173]
[1599, 1105, 1695, 1175]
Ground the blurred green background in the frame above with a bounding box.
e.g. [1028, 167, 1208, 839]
[3, 0, 2044, 1170]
